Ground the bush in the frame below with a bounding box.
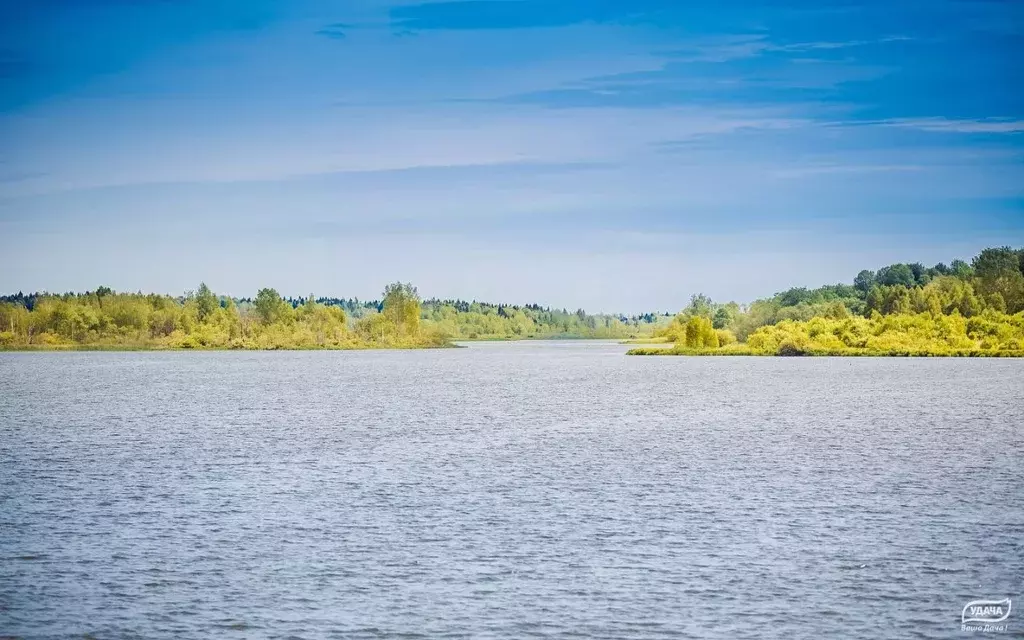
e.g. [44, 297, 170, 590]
[167, 330, 199, 349]
[37, 332, 65, 346]
[684, 316, 719, 348]
[744, 311, 1024, 356]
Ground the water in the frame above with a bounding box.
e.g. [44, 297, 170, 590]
[1, 341, 1021, 639]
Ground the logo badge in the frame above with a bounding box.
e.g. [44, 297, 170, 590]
[963, 598, 1011, 625]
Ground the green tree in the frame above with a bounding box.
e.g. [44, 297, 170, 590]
[876, 264, 915, 287]
[950, 259, 973, 279]
[825, 301, 850, 319]
[382, 282, 421, 335]
[972, 247, 1020, 281]
[195, 282, 218, 322]
[255, 288, 284, 324]
[685, 293, 714, 319]
[909, 262, 929, 285]
[223, 298, 242, 339]
[684, 316, 719, 348]
[865, 286, 885, 316]
[712, 306, 732, 329]
[883, 287, 912, 315]
[972, 246, 1024, 312]
[853, 270, 875, 295]
[986, 292, 1007, 313]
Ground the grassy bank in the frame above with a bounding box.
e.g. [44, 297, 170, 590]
[619, 336, 671, 345]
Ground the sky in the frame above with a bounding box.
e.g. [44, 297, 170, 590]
[1, 0, 1022, 312]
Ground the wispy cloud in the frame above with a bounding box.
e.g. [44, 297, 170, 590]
[660, 35, 772, 63]
[877, 117, 1024, 134]
[770, 35, 913, 52]
[772, 163, 925, 179]
[484, 28, 905, 111]
[660, 34, 913, 64]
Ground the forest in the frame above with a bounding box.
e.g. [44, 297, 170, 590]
[2, 246, 1023, 354]
[630, 246, 1024, 356]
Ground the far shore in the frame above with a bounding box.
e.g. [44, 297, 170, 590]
[627, 345, 1024, 357]
[0, 343, 461, 352]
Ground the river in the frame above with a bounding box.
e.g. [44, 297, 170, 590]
[1, 342, 1020, 638]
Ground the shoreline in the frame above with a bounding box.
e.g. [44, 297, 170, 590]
[0, 343, 462, 352]
[627, 346, 1024, 357]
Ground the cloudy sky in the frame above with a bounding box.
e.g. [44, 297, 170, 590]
[1, 0, 1021, 312]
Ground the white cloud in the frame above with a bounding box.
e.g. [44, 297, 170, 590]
[771, 164, 925, 178]
[878, 118, 1024, 134]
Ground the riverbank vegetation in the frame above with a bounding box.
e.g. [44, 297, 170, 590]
[420, 301, 663, 340]
[0, 283, 666, 350]
[295, 298, 665, 340]
[630, 246, 1024, 357]
[4, 246, 1022, 355]
[0, 283, 448, 350]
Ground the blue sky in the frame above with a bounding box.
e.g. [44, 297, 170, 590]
[1, 0, 1021, 312]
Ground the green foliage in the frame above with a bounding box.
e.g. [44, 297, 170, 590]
[254, 288, 286, 325]
[715, 328, 737, 346]
[854, 270, 875, 294]
[5, 245, 1022, 357]
[0, 283, 440, 350]
[742, 310, 1024, 356]
[972, 247, 1024, 313]
[382, 282, 421, 335]
[634, 310, 1024, 357]
[1, 283, 668, 349]
[420, 299, 664, 340]
[876, 263, 916, 287]
[950, 259, 973, 279]
[683, 316, 719, 348]
[712, 306, 732, 329]
[194, 282, 218, 322]
[684, 293, 714, 319]
[642, 245, 1024, 357]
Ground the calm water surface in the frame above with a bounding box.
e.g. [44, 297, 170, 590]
[1, 342, 1021, 639]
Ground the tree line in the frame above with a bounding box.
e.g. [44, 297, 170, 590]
[0, 282, 666, 349]
[3, 246, 1022, 353]
[641, 246, 1024, 356]
[0, 282, 445, 349]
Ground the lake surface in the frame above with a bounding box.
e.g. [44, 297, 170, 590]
[1, 342, 1021, 638]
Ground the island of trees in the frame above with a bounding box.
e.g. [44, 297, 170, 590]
[630, 246, 1024, 356]
[2, 246, 1022, 355]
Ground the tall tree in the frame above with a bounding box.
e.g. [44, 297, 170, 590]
[950, 259, 973, 279]
[853, 270, 875, 295]
[972, 247, 1024, 312]
[195, 282, 218, 322]
[876, 264, 916, 287]
[685, 293, 714, 319]
[254, 288, 284, 325]
[382, 282, 421, 334]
